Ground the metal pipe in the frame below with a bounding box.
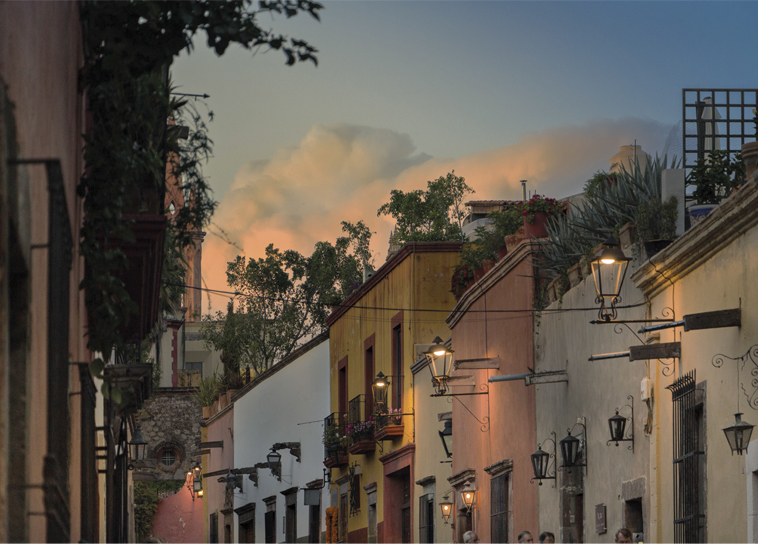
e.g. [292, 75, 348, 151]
[587, 351, 630, 362]
[637, 320, 685, 334]
[488, 372, 532, 383]
[521, 180, 527, 201]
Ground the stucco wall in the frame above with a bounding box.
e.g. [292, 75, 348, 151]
[232, 338, 330, 542]
[151, 485, 204, 543]
[632, 189, 758, 543]
[535, 249, 649, 543]
[448, 240, 540, 543]
[205, 403, 235, 541]
[0, 2, 89, 541]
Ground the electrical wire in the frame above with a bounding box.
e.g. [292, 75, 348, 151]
[165, 281, 647, 316]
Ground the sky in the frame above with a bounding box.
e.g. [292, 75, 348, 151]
[171, 1, 758, 313]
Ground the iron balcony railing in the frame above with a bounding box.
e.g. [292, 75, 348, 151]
[323, 412, 347, 461]
[347, 395, 374, 445]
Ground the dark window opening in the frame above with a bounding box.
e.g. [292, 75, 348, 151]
[491, 473, 509, 543]
[365, 346, 374, 416]
[419, 493, 434, 543]
[393, 325, 403, 410]
[264, 510, 276, 544]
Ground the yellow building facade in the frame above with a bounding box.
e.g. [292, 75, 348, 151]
[325, 242, 462, 543]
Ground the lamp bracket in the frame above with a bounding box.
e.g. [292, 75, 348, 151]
[531, 431, 557, 488]
[606, 395, 634, 452]
[562, 420, 588, 475]
[712, 344, 758, 410]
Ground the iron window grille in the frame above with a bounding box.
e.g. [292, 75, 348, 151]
[667, 371, 705, 543]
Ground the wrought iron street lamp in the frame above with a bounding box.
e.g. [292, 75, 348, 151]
[371, 371, 389, 411]
[559, 420, 587, 473]
[267, 447, 282, 469]
[590, 236, 631, 322]
[193, 478, 203, 494]
[460, 481, 476, 512]
[723, 413, 755, 455]
[439, 419, 452, 459]
[425, 337, 454, 396]
[607, 396, 634, 451]
[530, 432, 556, 486]
[439, 494, 453, 524]
[128, 428, 148, 462]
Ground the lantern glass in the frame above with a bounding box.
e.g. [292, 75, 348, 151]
[559, 432, 581, 467]
[129, 428, 148, 462]
[372, 372, 389, 412]
[425, 336, 454, 395]
[531, 446, 549, 480]
[440, 497, 453, 523]
[608, 411, 627, 443]
[193, 478, 202, 492]
[267, 448, 282, 469]
[590, 236, 630, 321]
[439, 419, 453, 459]
[460, 483, 476, 511]
[723, 413, 755, 455]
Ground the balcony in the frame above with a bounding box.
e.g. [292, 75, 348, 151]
[323, 413, 348, 468]
[374, 408, 405, 441]
[347, 395, 375, 455]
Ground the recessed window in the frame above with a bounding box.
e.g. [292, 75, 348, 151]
[160, 449, 177, 467]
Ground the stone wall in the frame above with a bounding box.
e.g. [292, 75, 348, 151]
[137, 389, 202, 481]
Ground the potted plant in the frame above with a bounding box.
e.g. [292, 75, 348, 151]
[347, 419, 376, 454]
[516, 196, 564, 239]
[637, 196, 678, 258]
[687, 150, 745, 225]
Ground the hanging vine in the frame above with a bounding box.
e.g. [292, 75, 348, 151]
[77, 1, 323, 401]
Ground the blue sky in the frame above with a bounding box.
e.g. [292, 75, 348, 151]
[171, 0, 758, 306]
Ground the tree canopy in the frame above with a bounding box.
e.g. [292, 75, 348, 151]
[377, 171, 474, 245]
[201, 221, 373, 377]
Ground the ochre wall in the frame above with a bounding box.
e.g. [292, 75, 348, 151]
[328, 243, 461, 540]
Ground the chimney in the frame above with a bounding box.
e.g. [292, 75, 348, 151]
[521, 180, 527, 201]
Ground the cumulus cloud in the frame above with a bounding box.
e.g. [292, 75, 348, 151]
[201, 118, 669, 311]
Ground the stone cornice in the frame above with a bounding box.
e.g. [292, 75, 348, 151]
[631, 181, 758, 298]
[448, 468, 476, 488]
[446, 240, 540, 329]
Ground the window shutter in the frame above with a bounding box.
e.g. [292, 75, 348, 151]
[491, 474, 508, 543]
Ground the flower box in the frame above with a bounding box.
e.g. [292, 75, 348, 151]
[348, 440, 376, 455]
[323, 451, 348, 468]
[375, 424, 404, 441]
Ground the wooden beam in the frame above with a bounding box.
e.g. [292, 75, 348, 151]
[191, 449, 211, 456]
[525, 370, 568, 386]
[629, 342, 681, 361]
[198, 441, 224, 449]
[684, 308, 741, 331]
[454, 357, 501, 370]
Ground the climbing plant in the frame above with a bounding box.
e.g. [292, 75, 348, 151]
[77, 1, 323, 401]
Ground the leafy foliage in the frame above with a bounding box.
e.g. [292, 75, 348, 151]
[637, 196, 678, 243]
[687, 150, 746, 204]
[77, 1, 323, 398]
[201, 222, 373, 375]
[378, 171, 474, 244]
[537, 155, 680, 276]
[466, 209, 522, 265]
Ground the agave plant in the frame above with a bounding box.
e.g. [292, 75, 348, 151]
[193, 375, 222, 407]
[537, 154, 680, 276]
